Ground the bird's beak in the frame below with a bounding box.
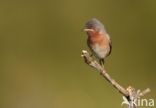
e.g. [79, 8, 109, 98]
[83, 28, 94, 32]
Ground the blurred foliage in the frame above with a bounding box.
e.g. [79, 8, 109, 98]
[0, 0, 156, 108]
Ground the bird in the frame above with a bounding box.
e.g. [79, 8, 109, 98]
[83, 18, 112, 67]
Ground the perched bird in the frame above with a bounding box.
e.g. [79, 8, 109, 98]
[84, 18, 112, 66]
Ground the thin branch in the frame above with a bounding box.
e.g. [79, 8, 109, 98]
[139, 88, 151, 97]
[81, 50, 129, 96]
[81, 50, 150, 108]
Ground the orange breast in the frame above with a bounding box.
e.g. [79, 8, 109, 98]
[88, 33, 109, 47]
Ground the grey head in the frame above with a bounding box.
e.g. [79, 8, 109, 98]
[85, 18, 106, 33]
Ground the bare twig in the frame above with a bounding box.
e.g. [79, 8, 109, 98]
[139, 88, 151, 97]
[81, 50, 150, 108]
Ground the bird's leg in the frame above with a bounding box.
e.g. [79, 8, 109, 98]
[99, 59, 105, 68]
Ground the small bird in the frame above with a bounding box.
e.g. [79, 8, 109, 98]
[84, 18, 112, 66]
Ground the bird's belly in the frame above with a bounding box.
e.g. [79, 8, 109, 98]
[91, 43, 108, 59]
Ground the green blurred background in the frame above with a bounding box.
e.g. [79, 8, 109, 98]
[0, 0, 156, 108]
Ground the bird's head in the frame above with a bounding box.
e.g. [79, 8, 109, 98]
[84, 18, 105, 36]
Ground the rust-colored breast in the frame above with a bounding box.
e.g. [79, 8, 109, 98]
[88, 33, 109, 47]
